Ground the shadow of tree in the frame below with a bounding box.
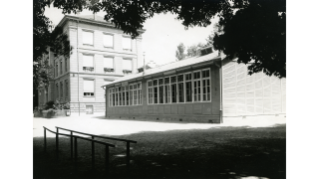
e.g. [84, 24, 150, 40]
[34, 125, 285, 179]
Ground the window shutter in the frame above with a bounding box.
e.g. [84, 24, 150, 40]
[104, 57, 114, 68]
[122, 37, 131, 50]
[103, 34, 113, 47]
[123, 59, 132, 70]
[83, 80, 94, 92]
[83, 55, 94, 67]
[83, 31, 93, 45]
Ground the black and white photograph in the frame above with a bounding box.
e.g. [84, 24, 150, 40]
[3, 0, 319, 178]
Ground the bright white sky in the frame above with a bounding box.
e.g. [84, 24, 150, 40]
[44, 7, 219, 66]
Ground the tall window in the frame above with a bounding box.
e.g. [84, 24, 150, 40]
[83, 79, 94, 97]
[103, 57, 114, 72]
[56, 84, 59, 100]
[83, 55, 94, 72]
[138, 83, 142, 105]
[65, 80, 68, 97]
[185, 73, 192, 102]
[103, 34, 113, 48]
[193, 71, 201, 102]
[126, 86, 130, 105]
[129, 85, 133, 105]
[202, 70, 211, 101]
[171, 76, 177, 103]
[83, 30, 93, 46]
[178, 75, 184, 102]
[109, 89, 113, 107]
[153, 80, 158, 104]
[123, 59, 132, 74]
[56, 63, 58, 77]
[60, 60, 63, 75]
[118, 87, 122, 106]
[164, 78, 171, 103]
[65, 59, 67, 72]
[122, 37, 132, 51]
[147, 81, 153, 104]
[159, 79, 164, 103]
[60, 82, 63, 98]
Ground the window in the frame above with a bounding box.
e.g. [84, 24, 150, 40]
[109, 82, 142, 107]
[159, 79, 164, 103]
[83, 55, 94, 72]
[103, 57, 114, 72]
[56, 63, 58, 77]
[103, 34, 113, 48]
[164, 78, 171, 103]
[146, 68, 211, 105]
[202, 70, 211, 101]
[122, 37, 132, 51]
[60, 82, 63, 98]
[178, 75, 184, 102]
[171, 76, 177, 103]
[56, 84, 59, 100]
[83, 30, 93, 45]
[65, 59, 67, 72]
[153, 80, 158, 104]
[122, 59, 132, 74]
[109, 89, 113, 106]
[147, 81, 153, 104]
[185, 73, 192, 102]
[65, 80, 68, 97]
[193, 71, 201, 102]
[60, 60, 63, 75]
[83, 79, 94, 97]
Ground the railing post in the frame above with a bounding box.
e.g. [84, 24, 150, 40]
[105, 146, 109, 176]
[92, 136, 95, 170]
[56, 128, 59, 154]
[126, 142, 130, 173]
[44, 128, 46, 152]
[74, 137, 78, 160]
[70, 131, 73, 159]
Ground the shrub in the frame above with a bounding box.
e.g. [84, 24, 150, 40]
[46, 108, 56, 118]
[44, 101, 56, 110]
[63, 102, 70, 110]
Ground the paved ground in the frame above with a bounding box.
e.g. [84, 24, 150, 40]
[33, 114, 285, 138]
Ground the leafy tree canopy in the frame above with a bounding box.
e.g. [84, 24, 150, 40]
[176, 43, 186, 61]
[39, 0, 285, 78]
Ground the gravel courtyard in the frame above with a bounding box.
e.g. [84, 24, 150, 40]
[33, 115, 286, 179]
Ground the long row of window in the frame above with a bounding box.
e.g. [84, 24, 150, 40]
[83, 30, 132, 51]
[83, 55, 133, 75]
[147, 69, 211, 105]
[107, 68, 212, 107]
[108, 83, 142, 107]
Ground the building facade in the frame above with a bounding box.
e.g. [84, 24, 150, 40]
[102, 48, 286, 124]
[38, 15, 144, 115]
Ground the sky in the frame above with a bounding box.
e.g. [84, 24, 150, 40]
[44, 7, 219, 67]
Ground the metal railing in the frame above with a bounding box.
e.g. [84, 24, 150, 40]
[43, 126, 115, 174]
[43, 126, 137, 173]
[55, 126, 137, 172]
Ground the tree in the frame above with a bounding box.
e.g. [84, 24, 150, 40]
[212, 0, 286, 78]
[175, 43, 186, 61]
[187, 43, 209, 57]
[34, 0, 286, 107]
[33, 0, 72, 108]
